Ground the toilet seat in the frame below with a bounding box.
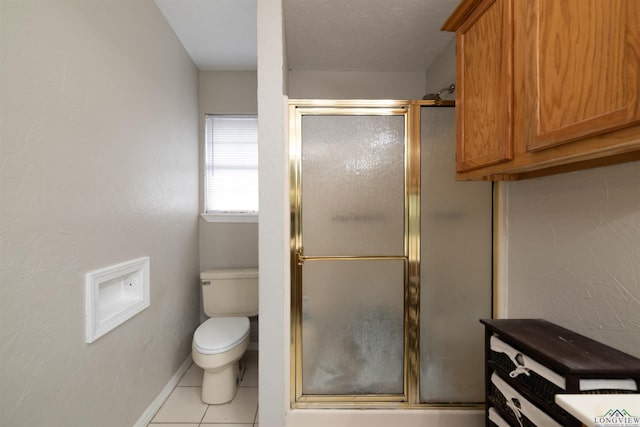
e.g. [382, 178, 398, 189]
[193, 317, 250, 355]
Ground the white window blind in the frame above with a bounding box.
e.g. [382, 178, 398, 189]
[205, 115, 258, 214]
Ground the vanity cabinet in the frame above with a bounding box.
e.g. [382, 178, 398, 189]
[443, 0, 640, 181]
[481, 319, 640, 427]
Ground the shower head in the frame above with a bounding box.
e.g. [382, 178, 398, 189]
[422, 84, 455, 101]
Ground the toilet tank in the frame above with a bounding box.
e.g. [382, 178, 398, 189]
[200, 268, 258, 317]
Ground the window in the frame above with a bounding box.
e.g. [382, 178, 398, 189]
[204, 115, 258, 222]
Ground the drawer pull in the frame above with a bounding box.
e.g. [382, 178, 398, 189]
[491, 336, 566, 389]
[506, 397, 524, 427]
[511, 397, 521, 409]
[509, 353, 531, 379]
[491, 373, 562, 427]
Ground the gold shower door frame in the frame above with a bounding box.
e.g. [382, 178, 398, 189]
[289, 100, 426, 408]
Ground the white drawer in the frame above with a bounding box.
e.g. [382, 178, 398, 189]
[490, 335, 565, 389]
[491, 336, 638, 392]
[491, 372, 562, 427]
[488, 407, 510, 427]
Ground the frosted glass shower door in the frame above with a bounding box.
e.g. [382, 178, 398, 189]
[419, 106, 492, 403]
[295, 111, 408, 397]
[301, 260, 405, 395]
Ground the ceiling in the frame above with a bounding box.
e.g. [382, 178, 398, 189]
[154, 0, 258, 71]
[154, 0, 459, 72]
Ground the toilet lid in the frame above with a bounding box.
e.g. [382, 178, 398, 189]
[193, 317, 250, 355]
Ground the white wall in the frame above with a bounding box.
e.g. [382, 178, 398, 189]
[502, 162, 640, 357]
[423, 38, 456, 101]
[288, 70, 425, 99]
[257, 0, 289, 426]
[0, 1, 200, 426]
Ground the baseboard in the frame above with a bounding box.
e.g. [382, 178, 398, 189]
[132, 354, 193, 427]
[287, 409, 484, 427]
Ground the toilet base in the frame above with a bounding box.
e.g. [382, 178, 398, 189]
[202, 361, 240, 404]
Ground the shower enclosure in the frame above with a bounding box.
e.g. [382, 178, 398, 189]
[289, 100, 492, 407]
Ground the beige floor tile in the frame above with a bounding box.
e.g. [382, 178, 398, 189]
[240, 361, 258, 387]
[151, 386, 207, 423]
[177, 362, 203, 387]
[200, 387, 258, 424]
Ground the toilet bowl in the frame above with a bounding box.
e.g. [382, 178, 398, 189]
[192, 317, 250, 404]
[192, 268, 258, 404]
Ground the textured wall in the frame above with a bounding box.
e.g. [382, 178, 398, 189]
[288, 71, 426, 100]
[0, 1, 200, 426]
[423, 38, 456, 101]
[504, 162, 640, 358]
[283, 0, 457, 72]
[257, 0, 289, 425]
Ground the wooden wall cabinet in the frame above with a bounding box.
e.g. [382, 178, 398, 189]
[443, 0, 640, 181]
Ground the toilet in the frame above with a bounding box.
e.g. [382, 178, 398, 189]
[192, 268, 258, 404]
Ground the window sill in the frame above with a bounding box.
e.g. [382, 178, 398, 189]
[201, 213, 258, 223]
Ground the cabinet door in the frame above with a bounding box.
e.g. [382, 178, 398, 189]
[519, 0, 640, 152]
[456, 0, 513, 172]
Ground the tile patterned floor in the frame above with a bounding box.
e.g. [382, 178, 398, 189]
[148, 358, 258, 427]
